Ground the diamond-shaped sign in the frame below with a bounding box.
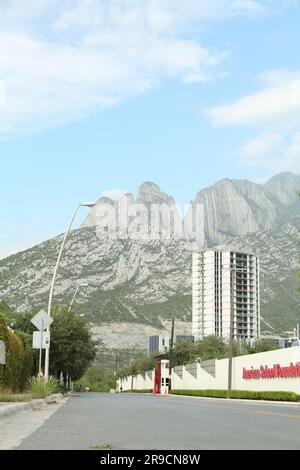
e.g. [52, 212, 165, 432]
[31, 309, 53, 331]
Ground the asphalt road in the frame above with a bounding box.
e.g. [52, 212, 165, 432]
[17, 393, 300, 450]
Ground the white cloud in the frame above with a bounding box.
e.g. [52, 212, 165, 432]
[208, 70, 300, 128]
[240, 131, 283, 159]
[0, 81, 6, 106]
[237, 132, 300, 173]
[0, 0, 271, 136]
[207, 69, 300, 174]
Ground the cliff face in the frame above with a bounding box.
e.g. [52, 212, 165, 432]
[0, 172, 299, 337]
[194, 172, 300, 245]
[82, 172, 300, 246]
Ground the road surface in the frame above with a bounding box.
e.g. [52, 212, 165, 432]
[17, 393, 300, 450]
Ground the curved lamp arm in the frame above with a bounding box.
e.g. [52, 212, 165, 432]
[47, 203, 81, 317]
[44, 201, 95, 380]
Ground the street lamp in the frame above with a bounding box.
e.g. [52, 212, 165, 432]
[69, 283, 88, 312]
[44, 201, 96, 380]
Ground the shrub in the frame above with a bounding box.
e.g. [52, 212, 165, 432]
[171, 390, 227, 398]
[0, 393, 31, 402]
[15, 331, 34, 392]
[0, 315, 30, 392]
[122, 389, 153, 394]
[74, 365, 116, 393]
[29, 376, 59, 399]
[170, 389, 300, 402]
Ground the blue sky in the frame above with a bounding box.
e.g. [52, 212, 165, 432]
[1, 0, 300, 259]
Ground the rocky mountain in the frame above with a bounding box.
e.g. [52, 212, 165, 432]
[0, 172, 300, 346]
[82, 172, 300, 245]
[195, 172, 300, 245]
[220, 223, 300, 333]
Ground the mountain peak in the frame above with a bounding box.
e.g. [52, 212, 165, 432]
[264, 172, 300, 206]
[137, 181, 174, 206]
[138, 181, 161, 193]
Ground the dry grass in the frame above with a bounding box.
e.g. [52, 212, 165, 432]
[0, 392, 31, 403]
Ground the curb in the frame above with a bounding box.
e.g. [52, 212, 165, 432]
[167, 393, 300, 407]
[0, 394, 65, 420]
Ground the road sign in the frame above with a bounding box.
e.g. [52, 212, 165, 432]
[31, 310, 53, 331]
[0, 340, 5, 365]
[32, 331, 50, 350]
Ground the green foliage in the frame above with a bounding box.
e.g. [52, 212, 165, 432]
[117, 336, 233, 380]
[116, 336, 281, 383]
[173, 336, 231, 367]
[49, 306, 98, 381]
[0, 393, 31, 402]
[123, 389, 153, 394]
[0, 300, 12, 320]
[246, 339, 279, 354]
[172, 337, 278, 367]
[171, 389, 228, 398]
[29, 376, 59, 399]
[15, 331, 35, 391]
[171, 389, 300, 402]
[0, 315, 33, 392]
[227, 390, 300, 401]
[9, 312, 35, 335]
[75, 366, 115, 392]
[91, 444, 114, 450]
[117, 353, 156, 380]
[77, 285, 192, 328]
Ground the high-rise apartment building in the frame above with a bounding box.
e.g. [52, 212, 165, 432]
[192, 250, 260, 342]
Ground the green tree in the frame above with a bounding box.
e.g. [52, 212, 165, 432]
[246, 339, 278, 355]
[135, 355, 156, 374]
[192, 336, 229, 362]
[76, 365, 115, 392]
[49, 306, 98, 381]
[9, 311, 35, 334]
[0, 300, 12, 320]
[15, 331, 35, 391]
[173, 340, 194, 366]
[0, 315, 33, 392]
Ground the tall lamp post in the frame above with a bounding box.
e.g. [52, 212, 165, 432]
[44, 201, 96, 380]
[69, 283, 89, 313]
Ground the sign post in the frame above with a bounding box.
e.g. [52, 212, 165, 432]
[31, 310, 53, 377]
[38, 320, 44, 376]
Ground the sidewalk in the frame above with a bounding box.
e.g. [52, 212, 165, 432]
[0, 394, 64, 420]
[0, 394, 69, 450]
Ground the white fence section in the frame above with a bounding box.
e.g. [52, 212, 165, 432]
[119, 370, 155, 392]
[118, 346, 300, 394]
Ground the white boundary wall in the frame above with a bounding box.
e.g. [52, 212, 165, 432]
[118, 346, 300, 394]
[119, 370, 155, 392]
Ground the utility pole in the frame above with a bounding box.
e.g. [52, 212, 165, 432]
[168, 319, 175, 393]
[227, 269, 236, 398]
